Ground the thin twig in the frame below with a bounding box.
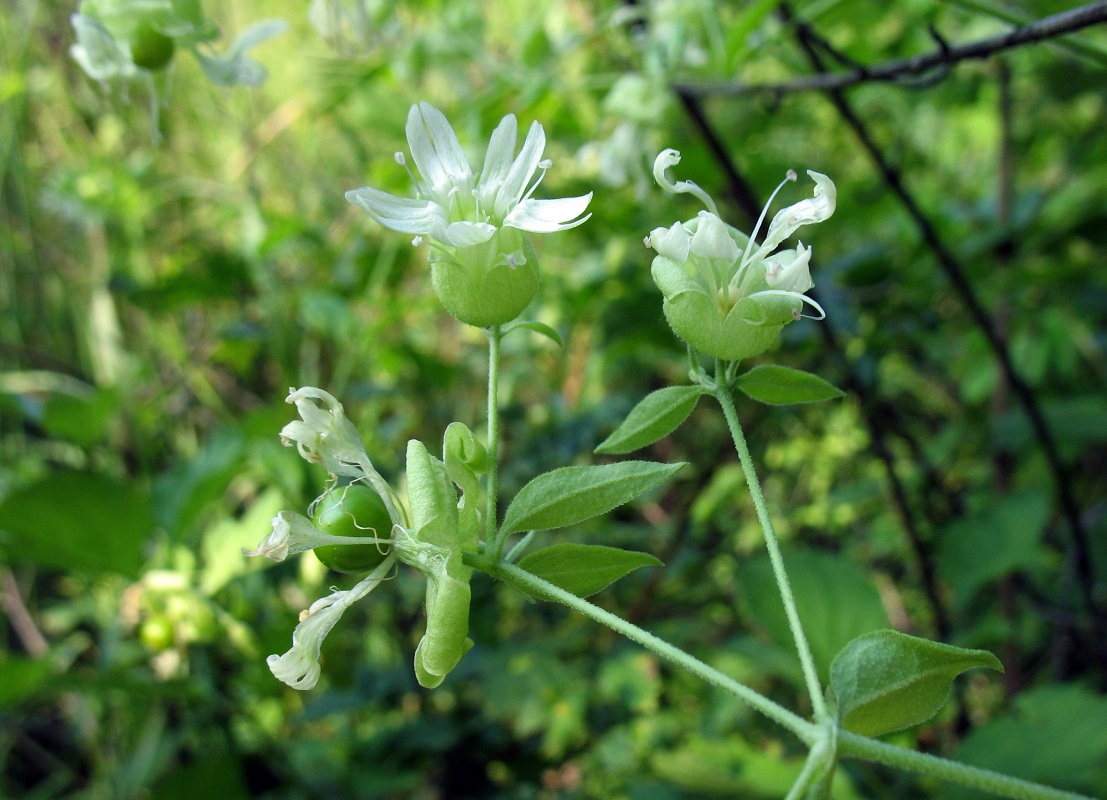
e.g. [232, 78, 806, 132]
[675, 2, 1107, 97]
[781, 6, 1104, 640]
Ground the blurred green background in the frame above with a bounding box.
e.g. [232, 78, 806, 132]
[2, 0, 1106, 797]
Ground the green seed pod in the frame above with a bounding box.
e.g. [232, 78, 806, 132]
[311, 485, 392, 573]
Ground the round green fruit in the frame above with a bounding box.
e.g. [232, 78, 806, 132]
[312, 485, 392, 573]
[130, 22, 175, 70]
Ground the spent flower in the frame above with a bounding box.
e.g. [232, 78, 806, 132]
[646, 149, 835, 361]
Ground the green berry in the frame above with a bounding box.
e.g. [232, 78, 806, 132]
[312, 485, 392, 573]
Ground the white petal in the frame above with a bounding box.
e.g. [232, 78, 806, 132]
[764, 243, 814, 293]
[406, 103, 472, 196]
[761, 171, 837, 252]
[478, 113, 518, 192]
[495, 121, 546, 214]
[442, 221, 497, 247]
[503, 193, 592, 233]
[346, 186, 445, 235]
[690, 211, 739, 262]
[648, 222, 691, 263]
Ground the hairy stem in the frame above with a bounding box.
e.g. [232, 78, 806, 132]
[713, 365, 828, 721]
[469, 554, 818, 742]
[838, 730, 1096, 800]
[484, 325, 504, 559]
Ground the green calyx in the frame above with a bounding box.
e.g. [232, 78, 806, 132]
[652, 253, 801, 362]
[430, 230, 539, 328]
[401, 435, 483, 687]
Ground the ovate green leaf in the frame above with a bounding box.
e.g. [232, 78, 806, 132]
[499, 461, 684, 536]
[515, 544, 661, 597]
[830, 630, 1002, 737]
[735, 365, 844, 405]
[595, 386, 707, 455]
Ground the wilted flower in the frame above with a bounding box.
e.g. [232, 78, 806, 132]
[280, 386, 372, 477]
[346, 102, 592, 327]
[266, 559, 393, 690]
[242, 510, 385, 562]
[646, 150, 834, 361]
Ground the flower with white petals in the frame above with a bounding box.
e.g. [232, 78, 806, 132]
[346, 102, 592, 248]
[280, 386, 371, 477]
[267, 558, 393, 690]
[646, 150, 835, 361]
[346, 102, 593, 327]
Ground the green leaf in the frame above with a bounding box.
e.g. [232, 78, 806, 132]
[514, 544, 662, 598]
[505, 320, 563, 347]
[945, 685, 1107, 799]
[830, 630, 1002, 737]
[595, 386, 707, 455]
[936, 491, 1049, 604]
[499, 461, 685, 537]
[735, 365, 844, 405]
[0, 472, 152, 577]
[740, 550, 888, 682]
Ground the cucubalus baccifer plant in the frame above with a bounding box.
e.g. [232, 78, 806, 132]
[243, 102, 1092, 800]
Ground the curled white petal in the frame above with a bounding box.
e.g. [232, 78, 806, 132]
[651, 149, 718, 215]
[280, 386, 371, 478]
[761, 171, 837, 253]
[345, 187, 447, 235]
[267, 558, 394, 690]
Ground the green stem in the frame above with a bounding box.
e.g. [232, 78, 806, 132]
[469, 554, 819, 743]
[484, 325, 504, 559]
[712, 363, 829, 721]
[838, 730, 1096, 800]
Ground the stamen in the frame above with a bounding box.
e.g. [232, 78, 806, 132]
[736, 170, 798, 275]
[395, 151, 425, 197]
[519, 160, 552, 204]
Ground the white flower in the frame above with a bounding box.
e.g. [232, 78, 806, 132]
[280, 386, 370, 477]
[267, 558, 393, 690]
[346, 102, 592, 248]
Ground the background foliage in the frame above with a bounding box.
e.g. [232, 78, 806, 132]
[2, 0, 1106, 797]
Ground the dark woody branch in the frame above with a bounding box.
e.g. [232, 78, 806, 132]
[674, 1, 1107, 98]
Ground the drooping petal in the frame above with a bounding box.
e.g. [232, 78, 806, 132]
[478, 113, 518, 193]
[70, 14, 137, 81]
[503, 193, 593, 233]
[345, 186, 446, 235]
[763, 243, 814, 293]
[760, 171, 836, 253]
[406, 102, 473, 197]
[242, 511, 386, 562]
[495, 120, 546, 215]
[267, 559, 394, 690]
